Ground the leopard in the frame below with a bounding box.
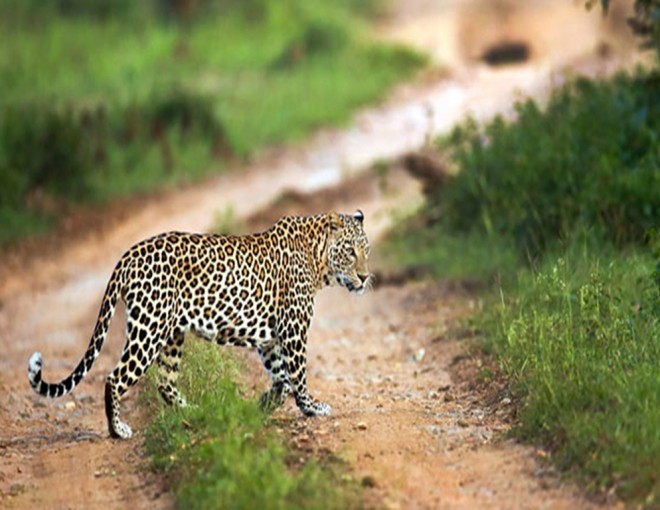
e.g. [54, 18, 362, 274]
[28, 210, 371, 439]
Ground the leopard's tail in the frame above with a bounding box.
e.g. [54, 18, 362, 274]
[28, 260, 125, 398]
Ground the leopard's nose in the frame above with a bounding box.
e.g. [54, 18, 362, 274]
[357, 273, 370, 284]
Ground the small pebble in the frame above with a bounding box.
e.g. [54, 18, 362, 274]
[412, 348, 426, 362]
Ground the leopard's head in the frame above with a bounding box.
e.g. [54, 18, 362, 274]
[326, 210, 372, 295]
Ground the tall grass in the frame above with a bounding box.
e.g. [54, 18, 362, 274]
[143, 341, 361, 510]
[385, 70, 660, 506]
[483, 248, 660, 502]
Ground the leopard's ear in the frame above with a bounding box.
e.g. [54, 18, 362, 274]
[328, 211, 342, 233]
[353, 209, 364, 223]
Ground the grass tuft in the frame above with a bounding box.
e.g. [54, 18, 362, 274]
[142, 340, 361, 510]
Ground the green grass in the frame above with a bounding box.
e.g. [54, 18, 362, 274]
[482, 247, 660, 503]
[385, 220, 519, 283]
[0, 1, 426, 244]
[142, 340, 361, 510]
[384, 70, 660, 506]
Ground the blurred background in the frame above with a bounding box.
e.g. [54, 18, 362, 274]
[2, 0, 654, 246]
[0, 0, 424, 243]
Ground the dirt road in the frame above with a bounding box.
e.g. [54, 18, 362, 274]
[0, 1, 638, 509]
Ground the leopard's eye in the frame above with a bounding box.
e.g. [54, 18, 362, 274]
[348, 247, 357, 259]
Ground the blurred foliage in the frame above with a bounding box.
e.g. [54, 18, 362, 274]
[585, 0, 660, 58]
[0, 0, 384, 24]
[0, 88, 226, 206]
[628, 0, 660, 55]
[0, 0, 423, 245]
[432, 72, 660, 259]
[0, 104, 91, 201]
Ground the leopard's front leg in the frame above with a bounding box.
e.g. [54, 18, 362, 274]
[278, 275, 331, 417]
[282, 334, 331, 417]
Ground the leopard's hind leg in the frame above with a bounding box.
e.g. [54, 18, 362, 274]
[105, 308, 170, 439]
[156, 329, 187, 407]
[257, 341, 291, 412]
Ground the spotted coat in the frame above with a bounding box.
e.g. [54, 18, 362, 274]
[28, 211, 371, 439]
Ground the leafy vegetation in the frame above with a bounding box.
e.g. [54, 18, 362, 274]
[482, 248, 660, 502]
[0, 0, 425, 244]
[586, 0, 660, 57]
[143, 341, 361, 510]
[386, 70, 660, 506]
[433, 72, 660, 260]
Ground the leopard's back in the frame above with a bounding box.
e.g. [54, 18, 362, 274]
[121, 231, 283, 347]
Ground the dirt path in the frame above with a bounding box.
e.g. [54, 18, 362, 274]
[0, 2, 639, 509]
[246, 170, 616, 510]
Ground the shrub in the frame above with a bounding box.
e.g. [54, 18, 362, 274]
[121, 89, 230, 158]
[433, 72, 660, 259]
[0, 103, 93, 200]
[144, 89, 222, 140]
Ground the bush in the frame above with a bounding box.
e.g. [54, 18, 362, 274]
[144, 89, 222, 140]
[121, 88, 229, 159]
[0, 88, 227, 206]
[433, 72, 660, 258]
[0, 103, 93, 200]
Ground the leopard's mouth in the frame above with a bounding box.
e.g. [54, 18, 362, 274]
[337, 274, 372, 295]
[345, 281, 364, 294]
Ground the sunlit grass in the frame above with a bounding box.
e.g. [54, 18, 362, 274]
[482, 249, 660, 503]
[142, 340, 361, 510]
